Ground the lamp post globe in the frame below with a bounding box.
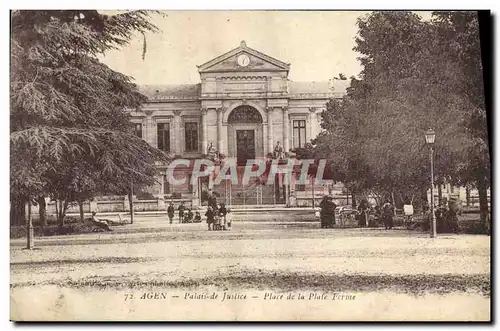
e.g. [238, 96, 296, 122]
[425, 128, 436, 145]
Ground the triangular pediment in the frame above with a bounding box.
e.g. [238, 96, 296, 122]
[198, 41, 290, 73]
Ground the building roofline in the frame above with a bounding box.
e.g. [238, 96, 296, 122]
[197, 40, 290, 73]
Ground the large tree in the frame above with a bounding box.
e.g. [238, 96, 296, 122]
[430, 11, 490, 223]
[312, 11, 490, 220]
[11, 10, 167, 227]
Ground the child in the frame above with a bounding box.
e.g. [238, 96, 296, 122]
[194, 211, 201, 223]
[219, 203, 228, 230]
[178, 202, 185, 223]
[186, 209, 194, 223]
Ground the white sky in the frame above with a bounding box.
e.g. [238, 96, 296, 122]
[100, 11, 433, 85]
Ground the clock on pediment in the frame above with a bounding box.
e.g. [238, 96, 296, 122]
[237, 54, 250, 67]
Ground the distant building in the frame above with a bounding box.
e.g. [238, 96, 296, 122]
[130, 41, 349, 207]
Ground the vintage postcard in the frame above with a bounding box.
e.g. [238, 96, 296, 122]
[10, 10, 491, 321]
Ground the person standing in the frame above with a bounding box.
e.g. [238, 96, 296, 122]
[205, 206, 215, 231]
[382, 201, 394, 230]
[320, 196, 336, 228]
[435, 203, 447, 233]
[319, 196, 329, 228]
[219, 203, 228, 230]
[357, 199, 369, 228]
[178, 202, 185, 223]
[207, 190, 217, 210]
[167, 202, 175, 224]
[447, 199, 460, 233]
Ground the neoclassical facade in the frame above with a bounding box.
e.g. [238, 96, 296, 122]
[130, 41, 349, 206]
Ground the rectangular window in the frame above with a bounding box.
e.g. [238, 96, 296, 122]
[134, 123, 142, 138]
[293, 120, 306, 148]
[157, 123, 170, 152]
[184, 122, 198, 152]
[296, 184, 306, 192]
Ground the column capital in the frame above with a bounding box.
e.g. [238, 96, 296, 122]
[282, 106, 289, 112]
[173, 109, 182, 116]
[265, 106, 274, 113]
[308, 107, 317, 113]
[143, 108, 154, 116]
[201, 107, 208, 114]
[216, 107, 227, 114]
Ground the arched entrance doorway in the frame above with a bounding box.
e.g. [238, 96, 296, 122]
[227, 105, 264, 165]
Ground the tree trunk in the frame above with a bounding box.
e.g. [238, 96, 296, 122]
[128, 187, 134, 224]
[26, 199, 34, 249]
[351, 192, 357, 208]
[57, 199, 68, 227]
[392, 191, 396, 216]
[63, 200, 69, 220]
[466, 185, 471, 207]
[477, 178, 489, 225]
[438, 184, 442, 206]
[54, 199, 59, 224]
[78, 200, 84, 222]
[38, 196, 47, 228]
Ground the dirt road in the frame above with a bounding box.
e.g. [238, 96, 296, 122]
[10, 228, 490, 321]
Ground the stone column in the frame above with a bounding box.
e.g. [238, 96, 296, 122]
[266, 106, 274, 154]
[173, 110, 182, 155]
[144, 109, 155, 147]
[201, 107, 208, 154]
[282, 106, 290, 154]
[191, 177, 200, 208]
[216, 107, 225, 154]
[308, 107, 317, 143]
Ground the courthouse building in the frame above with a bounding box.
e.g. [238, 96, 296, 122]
[130, 41, 349, 207]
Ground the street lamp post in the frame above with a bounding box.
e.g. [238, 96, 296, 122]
[425, 129, 437, 238]
[26, 199, 34, 249]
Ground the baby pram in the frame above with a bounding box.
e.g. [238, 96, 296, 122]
[213, 212, 230, 231]
[213, 213, 222, 230]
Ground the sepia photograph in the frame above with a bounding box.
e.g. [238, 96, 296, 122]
[9, 9, 491, 322]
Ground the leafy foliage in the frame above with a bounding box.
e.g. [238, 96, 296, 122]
[308, 11, 490, 218]
[11, 10, 166, 223]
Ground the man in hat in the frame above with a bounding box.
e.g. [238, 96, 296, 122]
[167, 202, 175, 224]
[207, 189, 218, 211]
[382, 201, 394, 230]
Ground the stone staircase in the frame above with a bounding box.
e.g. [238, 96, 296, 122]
[212, 178, 287, 206]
